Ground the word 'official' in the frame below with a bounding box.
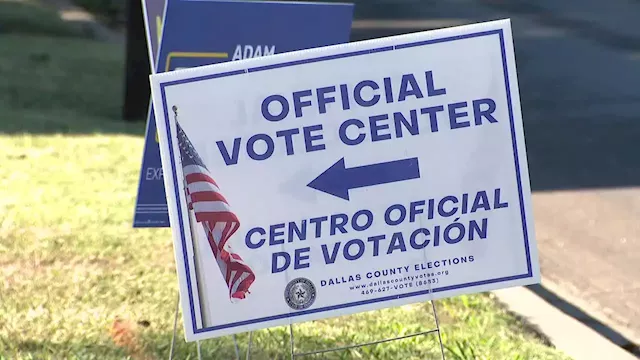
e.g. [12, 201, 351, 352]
[216, 70, 499, 166]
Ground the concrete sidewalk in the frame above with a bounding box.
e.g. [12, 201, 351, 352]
[494, 283, 638, 360]
[531, 190, 640, 354]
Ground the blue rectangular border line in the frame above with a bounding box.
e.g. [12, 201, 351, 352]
[157, 28, 533, 335]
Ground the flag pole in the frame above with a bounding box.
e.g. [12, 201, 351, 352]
[174, 105, 210, 329]
[173, 105, 253, 359]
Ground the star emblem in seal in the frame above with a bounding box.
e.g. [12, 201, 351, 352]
[284, 277, 317, 310]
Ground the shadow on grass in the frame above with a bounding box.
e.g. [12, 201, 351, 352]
[0, 30, 144, 136]
[1, 106, 146, 136]
[0, 0, 141, 136]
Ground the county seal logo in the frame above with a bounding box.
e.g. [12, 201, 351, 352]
[284, 278, 317, 310]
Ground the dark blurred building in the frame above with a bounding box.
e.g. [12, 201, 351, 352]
[122, 0, 151, 122]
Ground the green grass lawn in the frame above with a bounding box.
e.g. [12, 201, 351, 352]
[0, 9, 572, 360]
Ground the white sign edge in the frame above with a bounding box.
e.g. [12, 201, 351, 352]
[149, 17, 541, 342]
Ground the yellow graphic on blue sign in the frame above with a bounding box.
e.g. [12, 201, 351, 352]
[165, 52, 229, 72]
[156, 16, 162, 43]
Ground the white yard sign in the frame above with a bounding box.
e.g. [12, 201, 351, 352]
[150, 19, 539, 341]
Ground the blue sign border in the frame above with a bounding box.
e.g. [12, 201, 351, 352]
[157, 28, 533, 335]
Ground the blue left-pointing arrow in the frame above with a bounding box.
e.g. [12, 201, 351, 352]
[307, 157, 421, 200]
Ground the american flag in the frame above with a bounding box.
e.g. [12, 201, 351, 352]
[176, 121, 255, 302]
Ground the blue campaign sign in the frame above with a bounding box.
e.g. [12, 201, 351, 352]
[133, 0, 354, 227]
[133, 0, 167, 228]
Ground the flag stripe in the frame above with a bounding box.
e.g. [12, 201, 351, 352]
[230, 272, 251, 296]
[194, 212, 238, 224]
[192, 201, 232, 213]
[188, 181, 221, 194]
[184, 164, 219, 183]
[204, 223, 219, 258]
[186, 173, 219, 187]
[190, 191, 229, 203]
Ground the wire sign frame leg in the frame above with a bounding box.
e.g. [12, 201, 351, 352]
[169, 296, 445, 360]
[168, 293, 249, 360]
[287, 300, 446, 360]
